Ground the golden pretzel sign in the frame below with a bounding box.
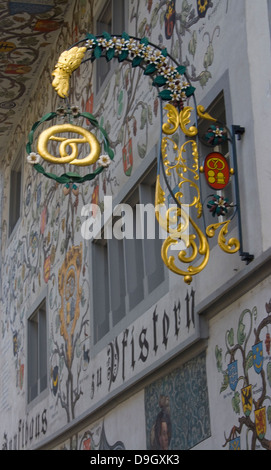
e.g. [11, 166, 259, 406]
[37, 123, 101, 166]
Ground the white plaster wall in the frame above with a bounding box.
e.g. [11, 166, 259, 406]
[245, 0, 271, 252]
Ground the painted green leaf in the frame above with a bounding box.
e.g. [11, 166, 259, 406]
[232, 391, 240, 415]
[144, 63, 157, 75]
[220, 372, 229, 393]
[132, 56, 143, 67]
[138, 143, 147, 159]
[267, 362, 271, 387]
[106, 48, 115, 61]
[102, 31, 111, 40]
[176, 65, 186, 75]
[215, 345, 223, 372]
[122, 31, 130, 41]
[150, 5, 159, 28]
[237, 319, 246, 346]
[159, 89, 172, 100]
[86, 33, 96, 41]
[65, 172, 81, 178]
[185, 86, 196, 97]
[148, 105, 153, 124]
[227, 328, 234, 347]
[188, 31, 197, 58]
[199, 70, 212, 87]
[80, 112, 98, 126]
[245, 350, 253, 375]
[152, 75, 167, 87]
[107, 148, 114, 160]
[118, 50, 128, 62]
[140, 107, 147, 129]
[140, 37, 149, 46]
[94, 45, 102, 59]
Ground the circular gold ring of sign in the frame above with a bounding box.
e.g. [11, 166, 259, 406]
[37, 123, 101, 166]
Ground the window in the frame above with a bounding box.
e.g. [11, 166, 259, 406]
[9, 153, 22, 236]
[268, 0, 271, 38]
[95, 0, 125, 93]
[198, 92, 234, 228]
[27, 299, 47, 403]
[92, 163, 167, 344]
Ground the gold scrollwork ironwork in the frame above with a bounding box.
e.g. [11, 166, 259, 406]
[156, 103, 240, 284]
[155, 175, 209, 285]
[161, 136, 202, 218]
[161, 213, 210, 286]
[162, 104, 198, 137]
[206, 221, 240, 254]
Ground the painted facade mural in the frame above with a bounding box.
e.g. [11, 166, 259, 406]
[1, 0, 257, 450]
[215, 287, 271, 450]
[0, 0, 75, 154]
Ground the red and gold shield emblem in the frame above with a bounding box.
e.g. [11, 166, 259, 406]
[255, 407, 266, 439]
[204, 152, 230, 190]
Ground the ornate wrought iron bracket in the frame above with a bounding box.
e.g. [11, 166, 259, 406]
[25, 32, 254, 283]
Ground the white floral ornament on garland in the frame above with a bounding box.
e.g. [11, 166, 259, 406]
[98, 154, 111, 167]
[27, 152, 41, 165]
[84, 32, 195, 106]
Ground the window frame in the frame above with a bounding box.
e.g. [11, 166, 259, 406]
[94, 0, 127, 98]
[8, 148, 23, 239]
[90, 146, 169, 353]
[27, 290, 48, 407]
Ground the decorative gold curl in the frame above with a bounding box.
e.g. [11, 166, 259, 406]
[52, 46, 87, 98]
[197, 105, 217, 123]
[161, 217, 210, 285]
[206, 220, 240, 254]
[161, 137, 202, 218]
[162, 104, 179, 135]
[155, 175, 209, 285]
[37, 123, 101, 166]
[155, 176, 189, 237]
[179, 107, 198, 137]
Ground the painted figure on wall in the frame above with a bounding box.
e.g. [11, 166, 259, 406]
[145, 352, 210, 450]
[150, 395, 172, 450]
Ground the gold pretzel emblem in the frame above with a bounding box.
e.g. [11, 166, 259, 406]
[206, 157, 225, 171]
[37, 123, 101, 166]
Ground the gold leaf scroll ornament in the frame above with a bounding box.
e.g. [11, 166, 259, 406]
[52, 46, 87, 98]
[206, 221, 240, 254]
[37, 123, 101, 166]
[162, 104, 198, 137]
